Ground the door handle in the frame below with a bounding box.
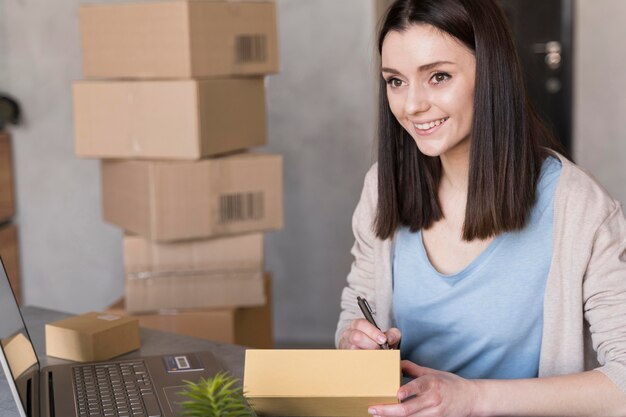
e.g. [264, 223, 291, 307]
[532, 41, 562, 70]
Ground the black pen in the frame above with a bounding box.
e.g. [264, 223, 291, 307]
[357, 296, 390, 350]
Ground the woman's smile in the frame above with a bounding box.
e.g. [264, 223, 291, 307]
[412, 117, 449, 135]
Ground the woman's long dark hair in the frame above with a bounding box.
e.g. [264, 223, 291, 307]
[374, 0, 562, 241]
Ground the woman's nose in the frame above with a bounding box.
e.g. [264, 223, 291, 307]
[404, 85, 429, 115]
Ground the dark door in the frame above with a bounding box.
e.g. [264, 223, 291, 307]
[499, 0, 574, 156]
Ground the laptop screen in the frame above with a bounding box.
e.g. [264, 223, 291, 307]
[0, 255, 40, 416]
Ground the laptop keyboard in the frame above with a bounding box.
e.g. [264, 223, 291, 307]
[72, 361, 162, 417]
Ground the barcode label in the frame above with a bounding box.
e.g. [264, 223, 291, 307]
[175, 356, 190, 369]
[235, 35, 267, 63]
[219, 192, 264, 223]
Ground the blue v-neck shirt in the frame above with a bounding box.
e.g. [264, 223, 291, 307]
[392, 156, 561, 379]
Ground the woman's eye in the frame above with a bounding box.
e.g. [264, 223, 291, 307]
[386, 78, 404, 88]
[431, 72, 451, 84]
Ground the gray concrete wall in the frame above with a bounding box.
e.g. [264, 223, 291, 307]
[573, 0, 626, 206]
[0, 0, 126, 314]
[0, 0, 376, 346]
[263, 1, 376, 345]
[1, 0, 624, 347]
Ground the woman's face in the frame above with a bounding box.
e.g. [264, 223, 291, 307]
[381, 24, 476, 159]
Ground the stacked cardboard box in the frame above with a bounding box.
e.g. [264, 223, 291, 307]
[107, 273, 273, 349]
[74, 0, 281, 348]
[0, 131, 21, 304]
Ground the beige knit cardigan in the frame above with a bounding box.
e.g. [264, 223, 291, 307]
[335, 153, 626, 394]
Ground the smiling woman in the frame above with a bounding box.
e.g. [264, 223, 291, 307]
[335, 0, 626, 416]
[381, 25, 475, 160]
[374, 0, 560, 242]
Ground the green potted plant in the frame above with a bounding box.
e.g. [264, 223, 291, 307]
[178, 371, 254, 417]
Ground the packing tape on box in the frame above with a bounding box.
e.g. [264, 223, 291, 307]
[127, 268, 263, 281]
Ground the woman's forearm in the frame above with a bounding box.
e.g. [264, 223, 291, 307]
[474, 370, 626, 417]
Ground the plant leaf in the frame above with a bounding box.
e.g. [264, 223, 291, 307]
[177, 372, 254, 417]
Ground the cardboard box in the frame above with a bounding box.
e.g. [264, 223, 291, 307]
[0, 131, 15, 222]
[80, 0, 279, 79]
[45, 312, 140, 362]
[102, 153, 283, 241]
[125, 268, 265, 313]
[0, 223, 20, 305]
[73, 78, 266, 159]
[124, 233, 263, 278]
[108, 273, 273, 348]
[1, 333, 38, 379]
[244, 350, 400, 417]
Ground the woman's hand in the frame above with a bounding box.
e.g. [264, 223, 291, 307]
[338, 318, 401, 350]
[368, 360, 482, 417]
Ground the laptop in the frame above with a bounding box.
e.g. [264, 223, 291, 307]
[0, 255, 225, 417]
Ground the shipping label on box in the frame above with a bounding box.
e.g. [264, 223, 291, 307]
[74, 78, 266, 159]
[108, 272, 273, 348]
[103, 153, 283, 241]
[0, 223, 20, 305]
[0, 132, 15, 222]
[244, 350, 400, 417]
[45, 312, 140, 362]
[79, 0, 279, 78]
[125, 269, 266, 313]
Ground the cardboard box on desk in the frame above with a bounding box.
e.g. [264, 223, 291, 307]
[79, 0, 279, 79]
[73, 78, 266, 159]
[125, 269, 265, 313]
[1, 333, 38, 379]
[0, 131, 15, 222]
[244, 350, 400, 417]
[0, 223, 21, 305]
[102, 153, 283, 241]
[124, 233, 264, 276]
[45, 312, 140, 362]
[108, 273, 273, 348]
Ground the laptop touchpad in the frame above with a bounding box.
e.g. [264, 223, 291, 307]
[163, 385, 187, 415]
